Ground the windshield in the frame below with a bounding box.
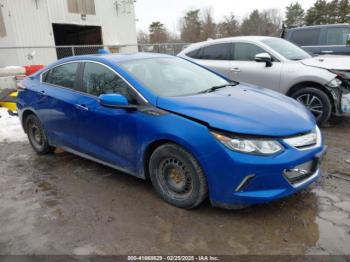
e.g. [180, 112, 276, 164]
[261, 38, 311, 60]
[119, 57, 230, 97]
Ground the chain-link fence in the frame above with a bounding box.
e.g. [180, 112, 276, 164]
[0, 43, 189, 67]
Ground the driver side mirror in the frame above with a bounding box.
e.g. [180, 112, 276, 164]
[99, 94, 137, 110]
[255, 53, 273, 67]
[346, 34, 350, 47]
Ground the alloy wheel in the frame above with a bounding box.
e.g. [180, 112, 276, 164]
[296, 93, 324, 120]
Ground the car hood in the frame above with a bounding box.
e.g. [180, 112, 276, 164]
[301, 55, 350, 70]
[157, 85, 316, 137]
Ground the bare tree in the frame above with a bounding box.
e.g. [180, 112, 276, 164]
[261, 8, 283, 36]
[240, 9, 282, 36]
[201, 7, 217, 40]
[217, 13, 239, 38]
[137, 30, 149, 44]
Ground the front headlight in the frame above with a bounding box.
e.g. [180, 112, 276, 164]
[329, 70, 350, 80]
[327, 77, 342, 88]
[283, 126, 321, 149]
[211, 131, 283, 155]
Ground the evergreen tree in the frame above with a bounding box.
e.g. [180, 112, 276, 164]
[284, 2, 305, 26]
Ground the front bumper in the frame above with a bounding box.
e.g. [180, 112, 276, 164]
[327, 80, 350, 116]
[341, 92, 350, 115]
[200, 138, 326, 209]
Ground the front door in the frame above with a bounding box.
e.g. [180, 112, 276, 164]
[229, 42, 282, 92]
[74, 62, 145, 174]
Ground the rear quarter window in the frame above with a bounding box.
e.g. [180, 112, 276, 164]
[186, 49, 200, 58]
[186, 43, 233, 60]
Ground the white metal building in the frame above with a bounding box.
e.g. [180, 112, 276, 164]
[0, 0, 138, 66]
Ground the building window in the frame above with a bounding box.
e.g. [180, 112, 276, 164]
[67, 0, 95, 15]
[0, 5, 6, 38]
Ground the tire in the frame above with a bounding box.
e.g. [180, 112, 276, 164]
[291, 87, 332, 125]
[25, 114, 54, 154]
[149, 143, 208, 209]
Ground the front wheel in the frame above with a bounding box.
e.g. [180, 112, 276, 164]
[291, 87, 332, 125]
[149, 143, 208, 209]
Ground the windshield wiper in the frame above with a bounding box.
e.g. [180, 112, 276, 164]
[198, 82, 238, 94]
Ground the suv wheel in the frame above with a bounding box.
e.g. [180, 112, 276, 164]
[149, 143, 208, 209]
[291, 87, 332, 125]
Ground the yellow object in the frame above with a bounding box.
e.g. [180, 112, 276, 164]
[0, 91, 17, 111]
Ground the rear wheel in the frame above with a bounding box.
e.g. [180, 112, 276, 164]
[291, 87, 332, 125]
[25, 114, 54, 154]
[149, 143, 208, 209]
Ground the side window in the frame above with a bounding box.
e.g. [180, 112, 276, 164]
[326, 28, 350, 45]
[233, 43, 265, 61]
[186, 49, 200, 59]
[41, 71, 49, 82]
[290, 29, 320, 46]
[45, 63, 78, 89]
[82, 63, 139, 104]
[197, 43, 233, 60]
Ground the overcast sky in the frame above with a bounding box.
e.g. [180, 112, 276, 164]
[134, 0, 317, 33]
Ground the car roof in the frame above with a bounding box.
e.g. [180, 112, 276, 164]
[180, 36, 277, 53]
[54, 52, 173, 65]
[287, 23, 350, 31]
[195, 36, 275, 44]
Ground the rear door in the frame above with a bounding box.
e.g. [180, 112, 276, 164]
[229, 42, 282, 92]
[73, 61, 145, 174]
[322, 26, 350, 55]
[186, 43, 234, 78]
[39, 62, 82, 150]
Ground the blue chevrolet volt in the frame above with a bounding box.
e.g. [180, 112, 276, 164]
[17, 53, 326, 209]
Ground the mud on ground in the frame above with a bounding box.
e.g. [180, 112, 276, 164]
[0, 116, 349, 255]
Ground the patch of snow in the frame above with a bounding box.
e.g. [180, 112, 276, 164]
[0, 108, 28, 143]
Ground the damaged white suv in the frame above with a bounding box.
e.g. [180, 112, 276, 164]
[178, 36, 350, 125]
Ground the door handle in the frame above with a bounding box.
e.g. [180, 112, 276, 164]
[321, 50, 333, 54]
[230, 67, 241, 72]
[39, 90, 46, 94]
[75, 104, 89, 111]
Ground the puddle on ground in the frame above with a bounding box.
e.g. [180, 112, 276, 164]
[1, 141, 350, 255]
[308, 186, 350, 255]
[43, 199, 59, 208]
[38, 181, 53, 192]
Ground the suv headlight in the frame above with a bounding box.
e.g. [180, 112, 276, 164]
[329, 70, 350, 80]
[327, 77, 342, 88]
[211, 131, 283, 155]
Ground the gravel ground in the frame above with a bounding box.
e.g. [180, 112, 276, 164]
[0, 109, 349, 256]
